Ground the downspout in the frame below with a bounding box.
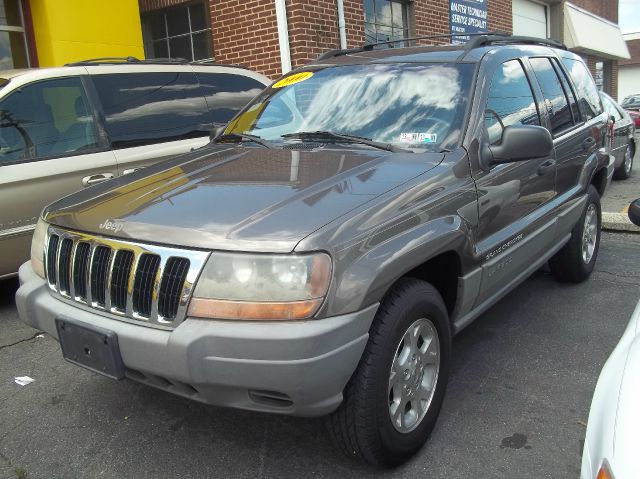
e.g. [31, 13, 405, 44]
[337, 0, 347, 49]
[275, 0, 292, 74]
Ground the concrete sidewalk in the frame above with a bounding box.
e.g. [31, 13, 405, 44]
[601, 147, 639, 233]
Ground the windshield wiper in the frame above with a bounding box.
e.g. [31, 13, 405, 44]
[281, 131, 408, 152]
[212, 132, 274, 149]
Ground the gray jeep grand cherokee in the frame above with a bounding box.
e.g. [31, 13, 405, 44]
[16, 34, 613, 466]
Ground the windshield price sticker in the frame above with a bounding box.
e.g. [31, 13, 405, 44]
[273, 72, 314, 88]
[399, 133, 437, 143]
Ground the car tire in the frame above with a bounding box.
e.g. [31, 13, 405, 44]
[325, 278, 451, 467]
[549, 184, 601, 283]
[613, 142, 634, 180]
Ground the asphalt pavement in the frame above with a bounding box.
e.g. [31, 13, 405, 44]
[1, 232, 639, 479]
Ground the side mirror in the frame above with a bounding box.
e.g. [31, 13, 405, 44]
[629, 199, 640, 227]
[482, 125, 553, 167]
[209, 126, 225, 141]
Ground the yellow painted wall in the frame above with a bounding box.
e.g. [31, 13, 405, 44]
[30, 0, 145, 67]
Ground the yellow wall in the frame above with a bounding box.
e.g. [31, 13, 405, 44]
[30, 0, 145, 67]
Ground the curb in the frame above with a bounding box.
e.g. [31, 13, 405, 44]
[602, 212, 640, 233]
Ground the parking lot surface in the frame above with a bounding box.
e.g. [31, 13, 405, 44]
[1, 232, 639, 479]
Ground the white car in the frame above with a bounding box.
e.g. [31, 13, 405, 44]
[581, 200, 640, 479]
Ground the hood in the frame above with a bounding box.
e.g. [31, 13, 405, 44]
[44, 145, 443, 252]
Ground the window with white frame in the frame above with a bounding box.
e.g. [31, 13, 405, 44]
[142, 1, 213, 62]
[0, 0, 29, 69]
[364, 0, 410, 46]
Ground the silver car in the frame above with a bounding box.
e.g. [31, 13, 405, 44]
[0, 59, 269, 279]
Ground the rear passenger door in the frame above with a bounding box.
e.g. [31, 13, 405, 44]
[553, 57, 605, 201]
[89, 69, 213, 175]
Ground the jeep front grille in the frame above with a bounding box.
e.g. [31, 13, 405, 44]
[44, 227, 209, 328]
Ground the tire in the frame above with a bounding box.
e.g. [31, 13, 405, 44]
[549, 184, 601, 283]
[325, 278, 451, 467]
[613, 142, 634, 180]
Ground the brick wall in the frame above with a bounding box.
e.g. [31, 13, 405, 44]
[208, 0, 514, 79]
[286, 0, 340, 68]
[620, 38, 640, 66]
[209, 0, 282, 78]
[487, 0, 512, 34]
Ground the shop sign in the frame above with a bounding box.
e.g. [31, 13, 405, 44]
[449, 0, 489, 44]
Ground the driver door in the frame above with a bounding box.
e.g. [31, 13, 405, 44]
[472, 59, 557, 306]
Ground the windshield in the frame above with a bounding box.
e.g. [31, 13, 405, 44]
[224, 63, 475, 152]
[621, 95, 640, 108]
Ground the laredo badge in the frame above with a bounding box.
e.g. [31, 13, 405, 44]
[273, 71, 314, 88]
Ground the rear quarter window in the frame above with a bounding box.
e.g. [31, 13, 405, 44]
[92, 72, 211, 149]
[195, 72, 265, 125]
[560, 58, 603, 120]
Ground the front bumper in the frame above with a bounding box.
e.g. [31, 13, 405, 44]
[16, 262, 378, 417]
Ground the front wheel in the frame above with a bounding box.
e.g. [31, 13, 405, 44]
[549, 184, 601, 283]
[325, 278, 451, 467]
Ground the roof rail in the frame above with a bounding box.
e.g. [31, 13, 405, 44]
[316, 31, 566, 61]
[64, 57, 190, 66]
[65, 57, 251, 69]
[316, 31, 507, 60]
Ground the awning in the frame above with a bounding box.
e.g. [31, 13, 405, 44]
[564, 2, 630, 60]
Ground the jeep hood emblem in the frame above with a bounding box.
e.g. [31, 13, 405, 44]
[99, 219, 125, 233]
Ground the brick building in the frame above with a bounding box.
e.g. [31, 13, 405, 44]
[2, 0, 629, 96]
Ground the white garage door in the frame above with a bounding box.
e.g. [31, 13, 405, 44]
[513, 0, 548, 39]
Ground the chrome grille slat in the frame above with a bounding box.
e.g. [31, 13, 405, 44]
[73, 242, 91, 301]
[44, 226, 209, 328]
[58, 238, 73, 295]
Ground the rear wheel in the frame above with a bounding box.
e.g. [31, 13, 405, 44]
[613, 143, 634, 180]
[325, 278, 451, 467]
[549, 184, 601, 283]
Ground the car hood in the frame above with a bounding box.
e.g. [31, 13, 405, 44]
[44, 145, 444, 252]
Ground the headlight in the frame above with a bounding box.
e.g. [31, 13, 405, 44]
[188, 252, 332, 320]
[31, 218, 48, 279]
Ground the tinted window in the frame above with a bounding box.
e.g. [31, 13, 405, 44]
[561, 58, 603, 120]
[601, 93, 622, 121]
[225, 63, 476, 152]
[529, 57, 573, 135]
[484, 60, 540, 145]
[0, 77, 98, 164]
[196, 73, 265, 124]
[93, 72, 211, 149]
[552, 57, 581, 124]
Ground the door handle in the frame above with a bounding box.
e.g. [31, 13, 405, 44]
[537, 159, 556, 176]
[122, 168, 140, 175]
[582, 137, 596, 150]
[82, 173, 114, 187]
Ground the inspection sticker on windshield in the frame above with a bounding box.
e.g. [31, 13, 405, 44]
[273, 71, 314, 88]
[399, 133, 437, 143]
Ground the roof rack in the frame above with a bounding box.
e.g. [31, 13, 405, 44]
[316, 31, 566, 61]
[64, 56, 251, 69]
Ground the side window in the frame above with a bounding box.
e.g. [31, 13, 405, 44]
[601, 95, 622, 121]
[0, 77, 98, 164]
[484, 60, 540, 145]
[195, 73, 265, 124]
[551, 57, 581, 124]
[560, 58, 603, 120]
[92, 72, 211, 149]
[529, 57, 573, 136]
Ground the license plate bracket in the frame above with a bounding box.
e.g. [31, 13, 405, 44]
[55, 319, 125, 380]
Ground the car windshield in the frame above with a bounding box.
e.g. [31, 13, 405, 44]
[224, 63, 475, 152]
